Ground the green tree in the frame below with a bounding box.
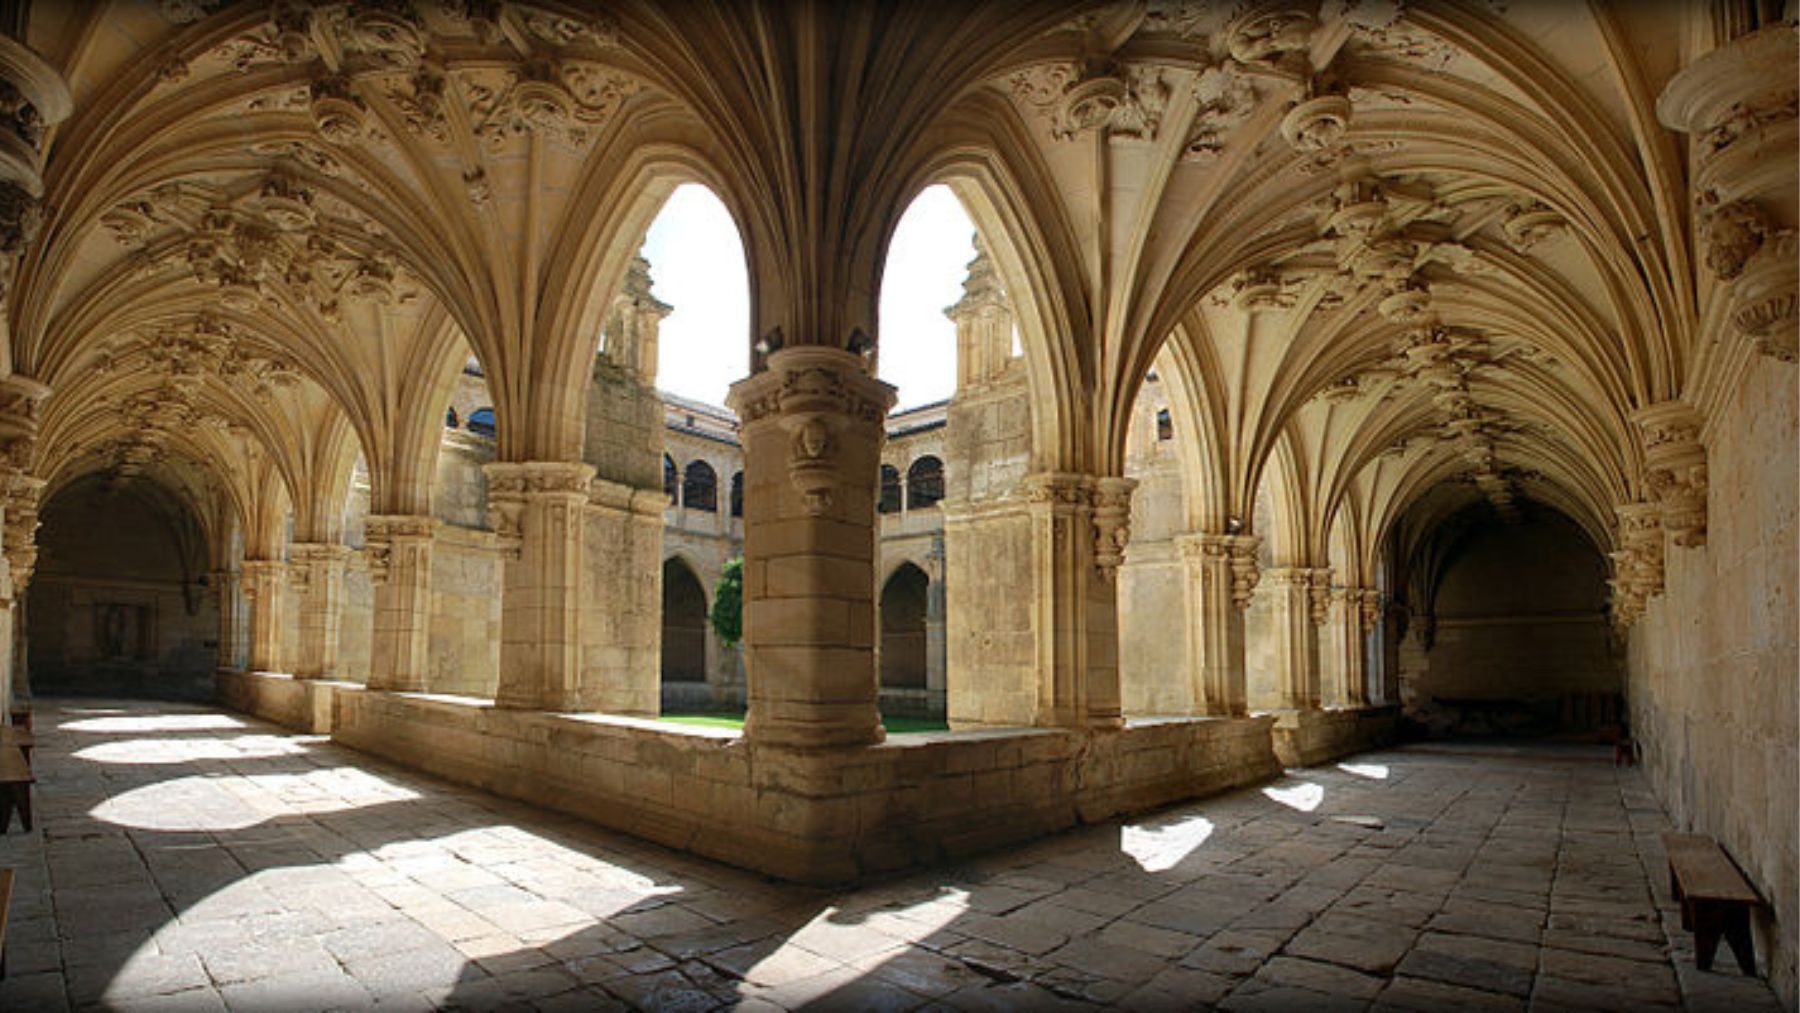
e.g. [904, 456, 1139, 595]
[710, 556, 744, 648]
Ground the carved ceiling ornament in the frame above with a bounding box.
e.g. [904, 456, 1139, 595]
[1009, 61, 1170, 144]
[463, 58, 644, 151]
[104, 169, 416, 318]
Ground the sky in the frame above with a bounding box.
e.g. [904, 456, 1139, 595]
[642, 183, 976, 411]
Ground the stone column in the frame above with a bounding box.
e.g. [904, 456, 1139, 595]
[212, 568, 244, 670]
[485, 461, 593, 711]
[924, 531, 947, 709]
[1360, 589, 1387, 703]
[1325, 586, 1370, 707]
[1266, 567, 1322, 709]
[726, 346, 895, 749]
[1021, 472, 1133, 729]
[289, 542, 350, 680]
[241, 559, 289, 673]
[582, 478, 664, 715]
[1175, 532, 1260, 717]
[364, 515, 434, 692]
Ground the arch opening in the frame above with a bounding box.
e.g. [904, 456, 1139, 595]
[659, 557, 713, 712]
[28, 473, 218, 701]
[1390, 497, 1622, 740]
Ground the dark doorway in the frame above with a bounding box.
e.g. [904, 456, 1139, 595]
[879, 563, 929, 690]
[660, 558, 708, 693]
[28, 475, 218, 700]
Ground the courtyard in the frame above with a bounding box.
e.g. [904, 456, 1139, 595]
[0, 699, 1782, 1012]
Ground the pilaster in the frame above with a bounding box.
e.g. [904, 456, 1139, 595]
[289, 542, 351, 680]
[1266, 567, 1322, 710]
[364, 514, 434, 692]
[1325, 586, 1370, 707]
[241, 559, 289, 674]
[581, 477, 665, 715]
[727, 346, 896, 749]
[1174, 532, 1259, 716]
[485, 462, 594, 711]
[1022, 472, 1134, 729]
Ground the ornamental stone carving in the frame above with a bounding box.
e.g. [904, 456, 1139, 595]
[1008, 62, 1169, 143]
[1227, 535, 1261, 609]
[1307, 569, 1333, 626]
[1631, 402, 1708, 548]
[1610, 501, 1665, 627]
[727, 346, 894, 518]
[1092, 477, 1137, 582]
[1703, 198, 1769, 280]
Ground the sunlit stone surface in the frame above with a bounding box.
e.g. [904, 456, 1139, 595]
[0, 700, 1785, 1011]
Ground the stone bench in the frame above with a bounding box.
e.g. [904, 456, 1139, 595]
[0, 748, 30, 834]
[1663, 831, 1763, 974]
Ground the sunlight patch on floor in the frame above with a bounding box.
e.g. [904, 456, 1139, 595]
[1262, 780, 1325, 812]
[1121, 814, 1216, 873]
[73, 734, 311, 764]
[1338, 761, 1390, 779]
[63, 713, 249, 734]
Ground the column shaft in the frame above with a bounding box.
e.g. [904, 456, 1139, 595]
[290, 542, 351, 680]
[1177, 532, 1259, 716]
[486, 462, 592, 711]
[241, 559, 289, 674]
[1267, 567, 1322, 709]
[365, 515, 434, 692]
[727, 347, 894, 749]
[1325, 586, 1370, 707]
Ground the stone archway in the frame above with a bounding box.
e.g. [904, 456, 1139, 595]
[879, 562, 929, 691]
[28, 475, 218, 701]
[659, 558, 710, 710]
[1396, 504, 1622, 738]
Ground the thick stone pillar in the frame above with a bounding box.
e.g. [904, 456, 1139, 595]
[581, 478, 664, 715]
[485, 462, 593, 711]
[364, 515, 434, 692]
[1266, 567, 1322, 710]
[241, 559, 289, 673]
[727, 346, 895, 749]
[1325, 586, 1370, 707]
[1022, 473, 1134, 729]
[289, 542, 350, 680]
[1175, 532, 1260, 716]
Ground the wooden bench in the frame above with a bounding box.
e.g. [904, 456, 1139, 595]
[1664, 832, 1762, 974]
[7, 707, 27, 733]
[0, 747, 29, 834]
[0, 867, 12, 978]
[0, 726, 31, 763]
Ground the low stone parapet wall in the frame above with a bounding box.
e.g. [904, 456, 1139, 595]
[324, 687, 1281, 884]
[216, 669, 349, 735]
[1270, 705, 1400, 767]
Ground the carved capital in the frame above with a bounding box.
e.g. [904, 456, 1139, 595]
[1358, 589, 1383, 632]
[1631, 402, 1708, 548]
[729, 346, 894, 517]
[1306, 568, 1333, 626]
[1091, 477, 1137, 582]
[363, 513, 434, 585]
[1227, 534, 1261, 610]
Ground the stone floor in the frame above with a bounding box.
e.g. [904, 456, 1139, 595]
[0, 699, 1784, 1012]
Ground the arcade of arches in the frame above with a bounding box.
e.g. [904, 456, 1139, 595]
[0, 0, 1791, 1004]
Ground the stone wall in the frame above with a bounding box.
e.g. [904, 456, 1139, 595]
[1400, 512, 1622, 737]
[329, 683, 1281, 883]
[1119, 539, 1196, 715]
[1629, 359, 1797, 1005]
[943, 501, 1038, 726]
[29, 482, 218, 700]
[427, 526, 501, 697]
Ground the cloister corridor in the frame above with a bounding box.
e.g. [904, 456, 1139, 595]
[0, 699, 1782, 1013]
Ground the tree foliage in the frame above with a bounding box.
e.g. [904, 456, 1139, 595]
[710, 556, 744, 647]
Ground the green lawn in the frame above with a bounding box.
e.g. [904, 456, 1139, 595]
[661, 712, 949, 734]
